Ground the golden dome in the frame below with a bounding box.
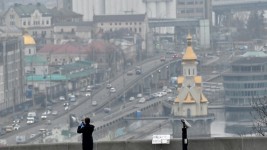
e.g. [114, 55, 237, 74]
[194, 76, 202, 84]
[177, 76, 184, 84]
[23, 34, 36, 45]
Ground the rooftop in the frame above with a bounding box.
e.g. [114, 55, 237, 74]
[24, 55, 47, 65]
[93, 14, 146, 22]
[9, 3, 51, 17]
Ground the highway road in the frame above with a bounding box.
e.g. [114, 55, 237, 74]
[3, 56, 174, 145]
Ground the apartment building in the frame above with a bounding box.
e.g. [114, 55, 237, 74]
[0, 37, 25, 114]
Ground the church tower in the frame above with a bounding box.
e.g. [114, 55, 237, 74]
[171, 34, 214, 138]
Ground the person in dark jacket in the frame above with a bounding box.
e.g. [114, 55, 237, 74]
[77, 117, 95, 150]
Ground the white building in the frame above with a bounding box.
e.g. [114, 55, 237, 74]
[72, 0, 176, 21]
[172, 34, 209, 117]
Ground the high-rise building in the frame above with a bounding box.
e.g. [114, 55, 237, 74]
[0, 37, 25, 114]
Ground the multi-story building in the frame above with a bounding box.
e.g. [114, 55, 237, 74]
[93, 14, 148, 50]
[53, 21, 93, 44]
[176, 0, 212, 22]
[2, 3, 53, 45]
[223, 52, 267, 107]
[0, 37, 25, 114]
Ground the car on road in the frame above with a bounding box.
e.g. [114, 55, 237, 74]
[138, 97, 146, 103]
[104, 108, 111, 113]
[13, 124, 20, 130]
[106, 84, 112, 89]
[92, 101, 97, 106]
[85, 92, 91, 97]
[110, 87, 116, 93]
[59, 96, 65, 101]
[127, 70, 134, 76]
[137, 93, 142, 98]
[64, 106, 69, 111]
[129, 97, 135, 101]
[13, 119, 20, 124]
[41, 113, 47, 119]
[160, 56, 166, 62]
[63, 102, 69, 107]
[52, 111, 58, 116]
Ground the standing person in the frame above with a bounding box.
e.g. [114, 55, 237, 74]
[77, 117, 95, 150]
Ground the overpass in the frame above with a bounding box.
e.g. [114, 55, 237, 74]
[148, 18, 199, 28]
[213, 0, 267, 13]
[148, 0, 267, 28]
[2, 137, 267, 150]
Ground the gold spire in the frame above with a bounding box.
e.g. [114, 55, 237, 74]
[182, 34, 197, 61]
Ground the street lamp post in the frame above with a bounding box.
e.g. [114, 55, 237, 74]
[181, 119, 191, 150]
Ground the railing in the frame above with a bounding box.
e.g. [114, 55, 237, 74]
[2, 137, 267, 150]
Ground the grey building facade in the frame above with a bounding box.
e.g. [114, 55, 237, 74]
[0, 37, 25, 114]
[223, 56, 267, 107]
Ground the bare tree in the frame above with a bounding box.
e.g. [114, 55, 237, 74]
[250, 96, 267, 136]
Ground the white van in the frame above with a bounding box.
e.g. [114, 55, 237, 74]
[69, 95, 76, 102]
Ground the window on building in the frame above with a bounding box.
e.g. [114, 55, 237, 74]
[139, 28, 142, 32]
[23, 21, 26, 26]
[134, 28, 137, 33]
[61, 29, 64, 33]
[46, 20, 49, 25]
[187, 0, 194, 5]
[187, 109, 191, 117]
[186, 8, 194, 13]
[126, 22, 128, 25]
[29, 49, 31, 54]
[115, 23, 117, 25]
[110, 23, 112, 25]
[119, 22, 121, 25]
[101, 23, 103, 26]
[28, 21, 31, 25]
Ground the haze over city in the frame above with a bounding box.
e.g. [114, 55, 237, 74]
[1, 0, 267, 150]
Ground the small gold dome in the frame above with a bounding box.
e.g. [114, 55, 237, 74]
[23, 34, 36, 45]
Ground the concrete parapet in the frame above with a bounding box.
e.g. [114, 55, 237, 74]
[2, 137, 267, 150]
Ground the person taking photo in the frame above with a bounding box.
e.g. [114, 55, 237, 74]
[77, 117, 95, 150]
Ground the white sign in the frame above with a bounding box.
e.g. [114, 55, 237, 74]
[152, 135, 170, 144]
